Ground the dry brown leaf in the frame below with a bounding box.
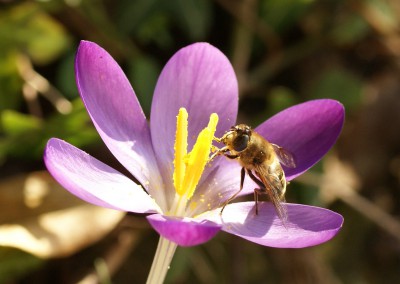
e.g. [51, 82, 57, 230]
[0, 205, 124, 258]
[321, 154, 361, 202]
[0, 171, 125, 258]
[0, 171, 85, 224]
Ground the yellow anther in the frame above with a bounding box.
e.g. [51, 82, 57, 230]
[181, 113, 218, 199]
[172, 109, 219, 201]
[173, 108, 188, 195]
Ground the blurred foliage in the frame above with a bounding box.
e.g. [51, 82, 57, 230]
[260, 0, 313, 33]
[308, 68, 363, 109]
[0, 3, 70, 64]
[1, 0, 400, 283]
[0, 99, 97, 162]
[0, 248, 42, 283]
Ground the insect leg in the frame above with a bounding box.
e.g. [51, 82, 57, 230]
[247, 170, 265, 188]
[220, 167, 245, 215]
[249, 169, 288, 223]
[254, 188, 259, 215]
[247, 170, 266, 215]
[209, 146, 229, 161]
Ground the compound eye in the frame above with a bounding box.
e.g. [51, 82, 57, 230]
[233, 134, 249, 152]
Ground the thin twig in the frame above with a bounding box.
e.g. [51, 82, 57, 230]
[230, 0, 256, 93]
[77, 227, 141, 284]
[16, 54, 72, 115]
[297, 171, 400, 243]
[215, 0, 281, 52]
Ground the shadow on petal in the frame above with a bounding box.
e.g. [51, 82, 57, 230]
[191, 157, 258, 216]
[209, 202, 343, 248]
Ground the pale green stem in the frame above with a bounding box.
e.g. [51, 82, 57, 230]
[146, 237, 178, 284]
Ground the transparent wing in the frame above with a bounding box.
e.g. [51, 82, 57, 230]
[272, 144, 296, 168]
[254, 164, 288, 223]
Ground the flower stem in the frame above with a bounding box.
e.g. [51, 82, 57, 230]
[146, 237, 178, 284]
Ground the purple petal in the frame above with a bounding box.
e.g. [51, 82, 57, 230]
[206, 202, 343, 248]
[256, 99, 344, 180]
[75, 41, 163, 202]
[147, 214, 221, 246]
[150, 43, 238, 197]
[44, 138, 160, 214]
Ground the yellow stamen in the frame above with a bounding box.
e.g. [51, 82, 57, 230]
[182, 113, 218, 199]
[172, 109, 218, 201]
[173, 108, 188, 195]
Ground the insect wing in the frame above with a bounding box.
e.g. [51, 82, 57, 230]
[272, 144, 296, 168]
[254, 164, 288, 223]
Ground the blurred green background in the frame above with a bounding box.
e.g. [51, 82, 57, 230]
[1, 0, 400, 283]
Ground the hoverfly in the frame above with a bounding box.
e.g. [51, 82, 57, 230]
[211, 124, 296, 222]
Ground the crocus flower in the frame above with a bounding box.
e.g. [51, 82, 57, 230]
[44, 41, 344, 282]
